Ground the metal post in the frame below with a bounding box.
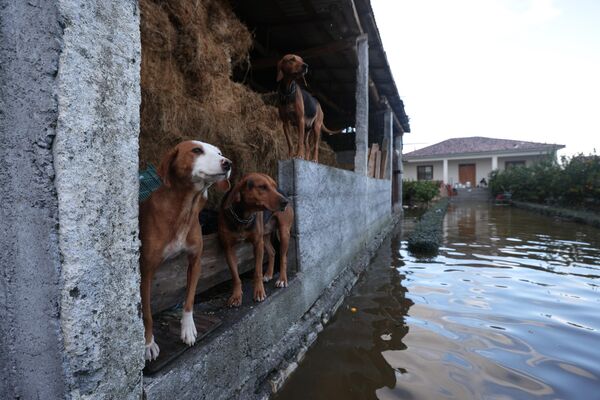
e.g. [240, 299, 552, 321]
[354, 34, 369, 175]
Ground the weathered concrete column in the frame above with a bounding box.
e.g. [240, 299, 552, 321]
[383, 109, 393, 180]
[354, 34, 369, 175]
[1, 1, 144, 399]
[392, 130, 404, 211]
[443, 158, 449, 184]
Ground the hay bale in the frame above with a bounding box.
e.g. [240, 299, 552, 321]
[139, 0, 337, 206]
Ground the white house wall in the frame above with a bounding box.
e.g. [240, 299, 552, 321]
[447, 158, 492, 186]
[403, 153, 553, 184]
[403, 160, 444, 181]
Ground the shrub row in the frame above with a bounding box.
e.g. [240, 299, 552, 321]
[407, 198, 449, 255]
[403, 180, 440, 205]
[489, 153, 600, 211]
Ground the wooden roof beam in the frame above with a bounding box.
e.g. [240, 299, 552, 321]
[251, 37, 357, 69]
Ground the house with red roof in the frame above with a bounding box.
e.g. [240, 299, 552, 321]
[403, 137, 565, 186]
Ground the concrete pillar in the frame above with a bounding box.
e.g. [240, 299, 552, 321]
[443, 158, 449, 184]
[383, 109, 393, 180]
[392, 131, 404, 211]
[492, 155, 498, 170]
[1, 2, 144, 399]
[354, 34, 369, 175]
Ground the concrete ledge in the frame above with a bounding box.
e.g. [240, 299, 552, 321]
[512, 201, 600, 228]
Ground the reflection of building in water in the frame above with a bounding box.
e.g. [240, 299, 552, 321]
[444, 204, 493, 242]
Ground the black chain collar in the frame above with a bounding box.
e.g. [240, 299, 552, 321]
[227, 206, 256, 226]
[278, 80, 297, 104]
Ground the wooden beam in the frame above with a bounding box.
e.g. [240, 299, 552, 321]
[251, 37, 357, 70]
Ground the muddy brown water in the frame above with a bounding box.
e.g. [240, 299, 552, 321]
[273, 203, 600, 400]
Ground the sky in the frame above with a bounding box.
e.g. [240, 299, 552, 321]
[371, 0, 600, 156]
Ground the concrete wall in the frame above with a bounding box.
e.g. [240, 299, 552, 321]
[281, 160, 392, 286]
[0, 1, 144, 399]
[144, 160, 393, 399]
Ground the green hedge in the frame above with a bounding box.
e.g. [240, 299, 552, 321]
[407, 198, 449, 255]
[403, 180, 440, 205]
[489, 153, 600, 210]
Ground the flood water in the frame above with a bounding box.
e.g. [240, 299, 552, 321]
[273, 203, 600, 400]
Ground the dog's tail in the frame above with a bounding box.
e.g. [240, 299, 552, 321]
[321, 124, 342, 135]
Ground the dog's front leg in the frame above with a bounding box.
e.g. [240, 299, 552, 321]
[263, 235, 276, 282]
[252, 236, 266, 301]
[276, 223, 291, 288]
[223, 240, 243, 307]
[282, 122, 294, 158]
[180, 252, 201, 346]
[295, 116, 306, 159]
[140, 264, 160, 361]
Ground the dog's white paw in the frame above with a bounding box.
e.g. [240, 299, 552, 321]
[145, 336, 160, 361]
[180, 311, 197, 346]
[275, 279, 288, 288]
[263, 275, 273, 282]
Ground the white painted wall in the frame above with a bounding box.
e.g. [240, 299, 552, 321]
[447, 158, 492, 186]
[403, 160, 444, 181]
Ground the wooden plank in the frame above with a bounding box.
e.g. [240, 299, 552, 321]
[367, 143, 379, 177]
[252, 37, 357, 69]
[380, 150, 388, 179]
[374, 150, 382, 179]
[144, 310, 221, 374]
[151, 233, 255, 314]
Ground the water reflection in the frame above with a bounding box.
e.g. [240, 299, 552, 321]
[274, 204, 600, 400]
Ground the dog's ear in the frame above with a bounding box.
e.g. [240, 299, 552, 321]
[276, 59, 284, 82]
[222, 181, 242, 209]
[157, 146, 179, 188]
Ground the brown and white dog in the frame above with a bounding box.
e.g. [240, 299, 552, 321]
[218, 173, 293, 307]
[276, 54, 340, 162]
[139, 140, 231, 361]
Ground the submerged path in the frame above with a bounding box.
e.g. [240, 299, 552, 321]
[274, 202, 600, 400]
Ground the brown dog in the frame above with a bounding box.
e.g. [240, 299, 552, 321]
[276, 54, 340, 162]
[218, 173, 293, 307]
[139, 140, 232, 361]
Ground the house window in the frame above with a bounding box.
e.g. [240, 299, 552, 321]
[417, 165, 433, 180]
[505, 161, 526, 169]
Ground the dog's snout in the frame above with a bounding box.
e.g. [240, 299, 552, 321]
[221, 158, 232, 171]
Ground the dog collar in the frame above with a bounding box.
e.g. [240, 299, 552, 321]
[278, 80, 296, 104]
[228, 207, 256, 226]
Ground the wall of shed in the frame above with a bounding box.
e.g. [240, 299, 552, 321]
[144, 160, 394, 399]
[0, 1, 144, 399]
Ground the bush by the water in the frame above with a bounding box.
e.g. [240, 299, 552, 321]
[403, 180, 440, 205]
[489, 153, 600, 211]
[407, 198, 449, 255]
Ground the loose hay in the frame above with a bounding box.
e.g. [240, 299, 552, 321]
[140, 0, 338, 207]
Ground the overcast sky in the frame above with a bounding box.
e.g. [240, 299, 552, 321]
[371, 0, 600, 156]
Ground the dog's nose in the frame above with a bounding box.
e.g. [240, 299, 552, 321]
[221, 159, 232, 171]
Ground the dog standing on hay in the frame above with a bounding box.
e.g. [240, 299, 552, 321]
[139, 140, 232, 361]
[218, 173, 294, 307]
[277, 54, 340, 162]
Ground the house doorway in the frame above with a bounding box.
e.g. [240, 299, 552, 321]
[459, 164, 476, 185]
